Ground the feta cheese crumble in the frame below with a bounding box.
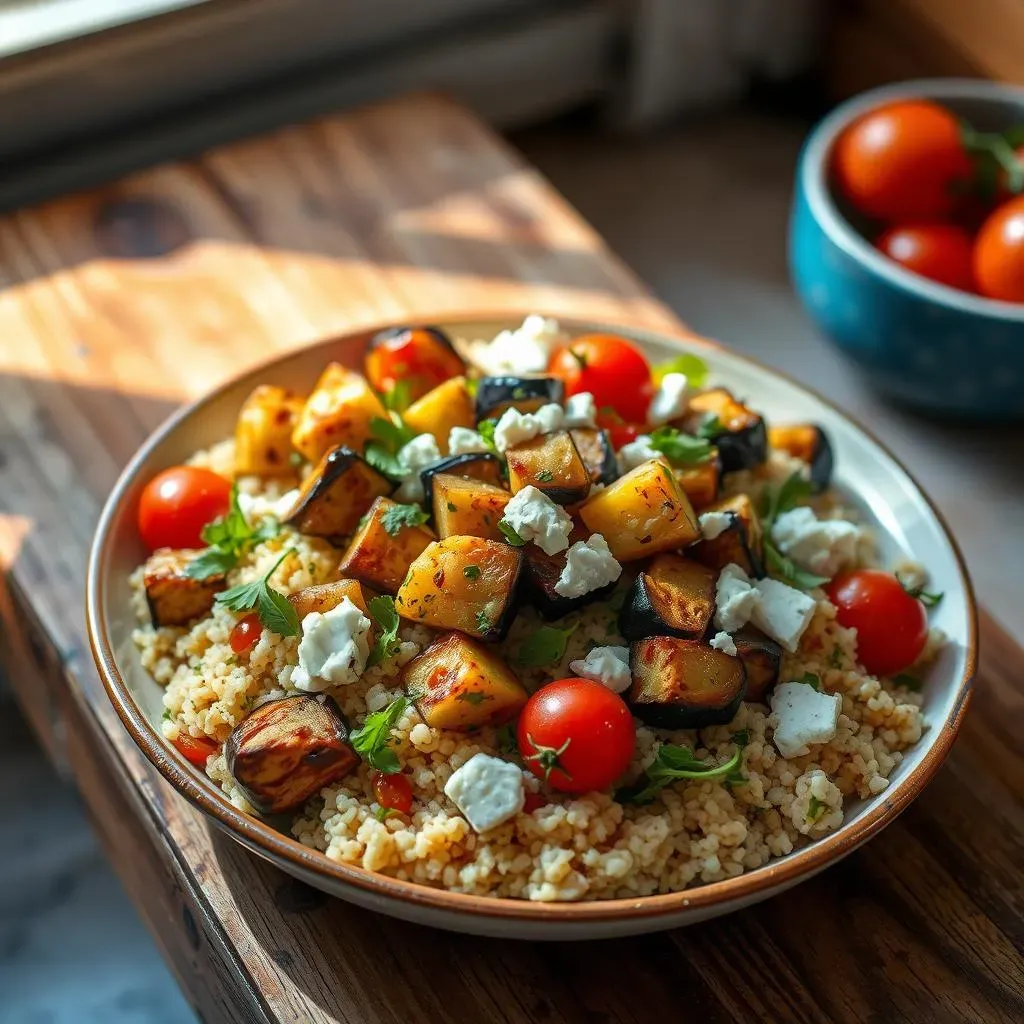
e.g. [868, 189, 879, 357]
[563, 391, 597, 428]
[699, 511, 734, 541]
[238, 488, 301, 523]
[713, 563, 759, 632]
[712, 563, 816, 652]
[709, 631, 738, 657]
[554, 533, 622, 598]
[468, 315, 566, 376]
[770, 681, 842, 759]
[443, 752, 525, 832]
[501, 485, 573, 555]
[569, 645, 631, 692]
[617, 435, 662, 473]
[492, 404, 565, 452]
[646, 372, 690, 426]
[447, 426, 489, 455]
[771, 506, 860, 578]
[291, 597, 372, 691]
[394, 433, 443, 503]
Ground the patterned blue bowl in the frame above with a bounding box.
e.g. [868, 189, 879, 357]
[790, 79, 1024, 419]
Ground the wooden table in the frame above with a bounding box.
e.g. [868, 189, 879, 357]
[0, 93, 1021, 1024]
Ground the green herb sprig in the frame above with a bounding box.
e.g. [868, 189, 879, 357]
[652, 353, 710, 387]
[380, 503, 429, 536]
[647, 426, 712, 465]
[214, 548, 299, 636]
[186, 484, 280, 579]
[366, 595, 402, 667]
[350, 695, 409, 773]
[498, 519, 526, 547]
[517, 623, 579, 668]
[759, 471, 828, 590]
[364, 414, 418, 481]
[617, 743, 743, 805]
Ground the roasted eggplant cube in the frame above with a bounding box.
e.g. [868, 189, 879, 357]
[143, 548, 225, 627]
[234, 385, 305, 476]
[395, 536, 523, 640]
[421, 453, 505, 513]
[619, 554, 716, 641]
[432, 473, 512, 542]
[364, 326, 466, 403]
[225, 694, 359, 814]
[570, 427, 618, 486]
[682, 388, 767, 473]
[732, 628, 783, 704]
[403, 632, 528, 730]
[475, 375, 564, 421]
[288, 579, 371, 619]
[579, 459, 699, 561]
[674, 448, 722, 511]
[521, 523, 613, 620]
[768, 424, 833, 492]
[690, 493, 764, 577]
[339, 497, 435, 594]
[285, 446, 394, 542]
[628, 637, 746, 729]
[506, 430, 591, 505]
[403, 376, 476, 453]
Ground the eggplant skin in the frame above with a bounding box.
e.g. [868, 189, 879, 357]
[690, 493, 764, 578]
[619, 555, 716, 641]
[420, 453, 505, 513]
[732, 628, 782, 704]
[768, 424, 833, 492]
[225, 694, 359, 814]
[143, 548, 225, 627]
[570, 427, 618, 486]
[521, 523, 613, 620]
[683, 388, 767, 473]
[475, 375, 564, 421]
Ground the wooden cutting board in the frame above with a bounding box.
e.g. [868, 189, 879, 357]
[0, 93, 1021, 1024]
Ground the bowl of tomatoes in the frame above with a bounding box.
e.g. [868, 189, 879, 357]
[790, 78, 1024, 418]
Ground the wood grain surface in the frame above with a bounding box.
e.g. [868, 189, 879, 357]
[0, 93, 1021, 1024]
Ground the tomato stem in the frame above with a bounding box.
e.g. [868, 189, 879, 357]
[568, 347, 587, 371]
[523, 733, 572, 783]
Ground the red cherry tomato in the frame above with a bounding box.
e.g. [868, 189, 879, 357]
[548, 334, 653, 424]
[974, 195, 1024, 302]
[371, 771, 413, 815]
[364, 327, 464, 402]
[172, 732, 219, 767]
[138, 466, 231, 551]
[832, 100, 973, 223]
[827, 570, 928, 677]
[517, 678, 635, 794]
[876, 224, 976, 292]
[229, 613, 263, 655]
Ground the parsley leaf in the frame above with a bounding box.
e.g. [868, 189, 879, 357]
[374, 806, 396, 822]
[476, 419, 501, 457]
[652, 353, 710, 388]
[496, 723, 519, 758]
[463, 565, 481, 579]
[695, 413, 723, 440]
[475, 610, 493, 633]
[381, 380, 412, 414]
[380, 503, 429, 536]
[456, 691, 491, 705]
[731, 728, 750, 747]
[370, 415, 417, 453]
[764, 541, 829, 590]
[798, 672, 821, 691]
[364, 442, 406, 481]
[214, 549, 299, 636]
[186, 484, 280, 579]
[366, 596, 402, 667]
[761, 470, 814, 529]
[893, 672, 923, 691]
[647, 426, 712, 465]
[517, 623, 579, 668]
[617, 744, 743, 805]
[535, 469, 554, 482]
[349, 695, 409, 773]
[807, 795, 825, 822]
[829, 646, 845, 669]
[498, 519, 526, 546]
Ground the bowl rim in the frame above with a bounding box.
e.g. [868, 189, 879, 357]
[801, 76, 1024, 321]
[86, 312, 978, 925]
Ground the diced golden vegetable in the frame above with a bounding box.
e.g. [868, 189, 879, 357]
[291, 363, 388, 464]
[234, 385, 305, 476]
[225, 694, 359, 814]
[768, 423, 833, 491]
[681, 388, 767, 472]
[674, 448, 722, 510]
[620, 554, 716, 641]
[403, 632, 528, 730]
[578, 459, 699, 561]
[691, 493, 764, 576]
[422, 454, 505, 513]
[339, 496, 435, 594]
[403, 377, 476, 453]
[506, 430, 590, 505]
[143, 548, 225, 627]
[395, 536, 523, 640]
[288, 579, 371, 619]
[431, 473, 512, 541]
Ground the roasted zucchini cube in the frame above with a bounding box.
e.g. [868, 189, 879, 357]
[403, 632, 528, 730]
[690, 493, 764, 577]
[674, 448, 722, 510]
[506, 430, 591, 506]
[475, 375, 564, 421]
[364, 326, 466, 402]
[288, 579, 371, 619]
[421, 453, 505, 514]
[578, 459, 699, 561]
[682, 388, 767, 472]
[628, 637, 746, 728]
[234, 385, 305, 476]
[619, 554, 716, 641]
[570, 427, 618, 487]
[395, 536, 523, 640]
[143, 548, 225, 627]
[225, 694, 359, 814]
[732, 628, 783, 704]
[286, 446, 394, 542]
[291, 363, 388, 464]
[520, 522, 613, 620]
[339, 496, 436, 594]
[768, 424, 833, 492]
[432, 474, 512, 542]
[403, 376, 476, 453]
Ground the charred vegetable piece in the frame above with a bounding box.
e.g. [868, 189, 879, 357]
[579, 459, 699, 561]
[288, 579, 371, 619]
[628, 637, 746, 728]
[225, 694, 359, 814]
[420, 453, 505, 513]
[364, 326, 466, 403]
[674, 447, 722, 510]
[403, 376, 476, 453]
[682, 388, 767, 472]
[732, 628, 783, 704]
[291, 363, 388, 464]
[432, 473, 512, 541]
[520, 522, 614, 620]
[403, 632, 528, 730]
[691, 493, 764, 577]
[234, 385, 305, 476]
[339, 497, 435, 593]
[768, 424, 833, 492]
[144, 548, 225, 626]
[475, 375, 564, 421]
[506, 430, 590, 506]
[395, 536, 523, 640]
[619, 554, 716, 641]
[570, 427, 618, 486]
[286, 446, 394, 542]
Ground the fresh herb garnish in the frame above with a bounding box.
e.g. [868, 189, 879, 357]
[214, 549, 299, 636]
[498, 519, 527, 546]
[380, 503, 429, 536]
[349, 695, 409, 773]
[370, 414, 417, 452]
[761, 470, 814, 529]
[695, 413, 723, 440]
[366, 595, 402, 667]
[807, 796, 825, 822]
[511, 386, 528, 400]
[496, 722, 518, 757]
[829, 646, 845, 669]
[161, 708, 173, 722]
[517, 623, 579, 668]
[731, 728, 750, 747]
[535, 469, 554, 482]
[617, 743, 743, 805]
[446, 501, 457, 512]
[374, 806, 396, 822]
[647, 426, 712, 465]
[896, 573, 944, 608]
[893, 673, 923, 691]
[798, 672, 821, 691]
[186, 484, 280, 579]
[652, 353, 710, 387]
[463, 565, 481, 579]
[763, 542, 829, 591]
[364, 443, 406, 481]
[381, 380, 412, 414]
[456, 691, 491, 705]
[475, 610, 493, 633]
[476, 419, 501, 457]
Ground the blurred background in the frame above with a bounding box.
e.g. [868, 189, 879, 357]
[1, 1, 1022, 1021]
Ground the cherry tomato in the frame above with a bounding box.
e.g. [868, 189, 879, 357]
[548, 334, 653, 424]
[973, 195, 1024, 302]
[832, 100, 973, 223]
[371, 771, 413, 815]
[876, 224, 976, 292]
[827, 570, 928, 677]
[595, 407, 641, 450]
[172, 732, 219, 767]
[229, 613, 263, 655]
[364, 327, 464, 402]
[517, 678, 635, 794]
[138, 466, 231, 551]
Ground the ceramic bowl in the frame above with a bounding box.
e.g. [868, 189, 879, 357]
[790, 78, 1024, 419]
[87, 315, 977, 939]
